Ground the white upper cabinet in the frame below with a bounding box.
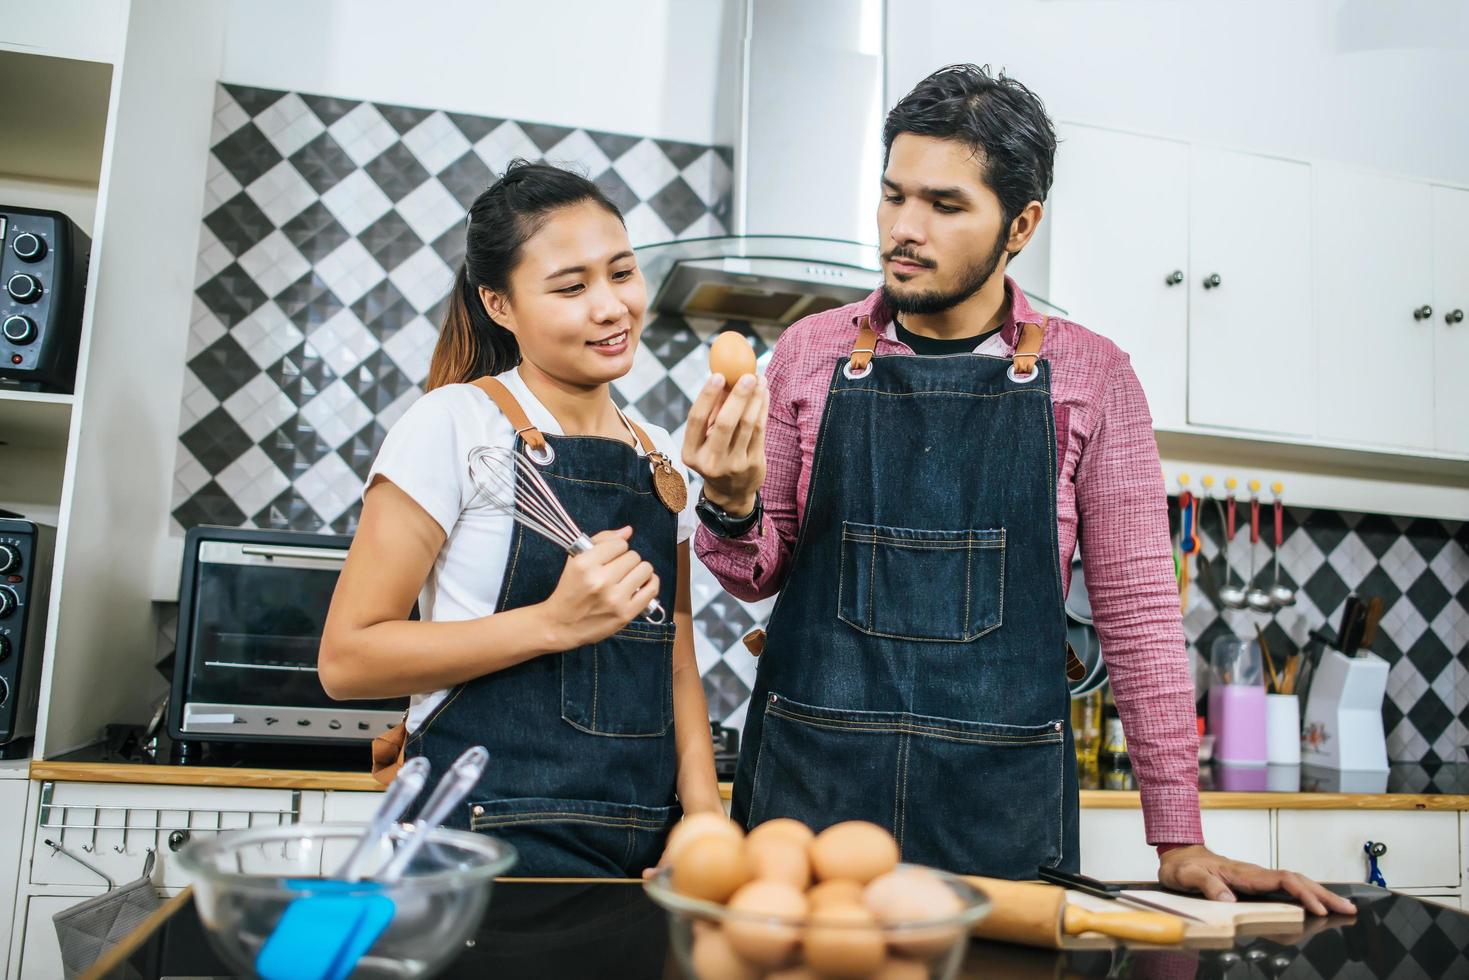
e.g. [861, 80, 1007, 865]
[1048, 124, 1190, 430]
[1187, 147, 1314, 438]
[1432, 184, 1469, 455]
[1314, 165, 1436, 451]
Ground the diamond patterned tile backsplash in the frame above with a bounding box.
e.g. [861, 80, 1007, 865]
[1175, 500, 1468, 765]
[171, 85, 1467, 756]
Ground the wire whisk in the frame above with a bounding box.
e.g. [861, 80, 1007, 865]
[467, 445, 667, 624]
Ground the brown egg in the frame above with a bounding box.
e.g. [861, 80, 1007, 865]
[767, 968, 822, 980]
[863, 868, 964, 957]
[709, 331, 758, 387]
[808, 879, 866, 908]
[746, 835, 812, 890]
[665, 812, 745, 865]
[691, 926, 763, 980]
[747, 817, 816, 850]
[809, 822, 900, 884]
[872, 958, 928, 980]
[804, 902, 887, 978]
[672, 833, 751, 903]
[724, 879, 809, 966]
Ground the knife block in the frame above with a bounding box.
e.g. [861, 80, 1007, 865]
[1301, 650, 1388, 771]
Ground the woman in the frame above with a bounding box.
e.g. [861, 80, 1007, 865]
[320, 160, 722, 877]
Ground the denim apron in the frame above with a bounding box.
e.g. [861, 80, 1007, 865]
[731, 317, 1080, 878]
[406, 378, 681, 877]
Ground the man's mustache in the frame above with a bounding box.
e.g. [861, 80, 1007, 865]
[882, 248, 935, 269]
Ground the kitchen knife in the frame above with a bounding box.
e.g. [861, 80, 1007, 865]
[1359, 596, 1384, 651]
[1036, 866, 1205, 922]
[1337, 595, 1362, 650]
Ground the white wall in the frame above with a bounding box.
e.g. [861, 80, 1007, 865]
[888, 0, 1469, 186]
[220, 0, 734, 145]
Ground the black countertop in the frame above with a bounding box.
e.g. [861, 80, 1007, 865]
[102, 881, 1467, 979]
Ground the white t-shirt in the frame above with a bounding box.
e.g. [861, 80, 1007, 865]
[366, 367, 697, 732]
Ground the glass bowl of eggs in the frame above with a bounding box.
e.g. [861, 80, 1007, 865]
[644, 815, 991, 980]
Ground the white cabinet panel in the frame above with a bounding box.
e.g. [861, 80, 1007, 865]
[19, 895, 83, 980]
[1432, 184, 1469, 455]
[1276, 810, 1459, 889]
[1188, 148, 1314, 437]
[1079, 809, 1272, 882]
[1048, 125, 1190, 429]
[320, 790, 385, 873]
[1315, 166, 1436, 450]
[0, 780, 28, 978]
[0, 0, 127, 63]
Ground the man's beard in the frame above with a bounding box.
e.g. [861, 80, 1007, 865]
[882, 226, 1010, 316]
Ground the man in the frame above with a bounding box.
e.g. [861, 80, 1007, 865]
[683, 64, 1352, 913]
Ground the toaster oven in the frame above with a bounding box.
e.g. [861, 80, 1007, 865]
[168, 526, 406, 747]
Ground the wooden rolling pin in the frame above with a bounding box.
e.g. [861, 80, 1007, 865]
[963, 876, 1186, 948]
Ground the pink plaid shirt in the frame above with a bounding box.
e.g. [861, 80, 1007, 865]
[696, 278, 1204, 847]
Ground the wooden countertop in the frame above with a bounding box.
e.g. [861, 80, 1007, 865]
[27, 761, 1469, 810]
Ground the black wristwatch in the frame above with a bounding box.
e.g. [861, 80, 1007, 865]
[696, 491, 763, 538]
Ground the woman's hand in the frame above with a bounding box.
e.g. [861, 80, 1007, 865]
[682, 374, 768, 516]
[538, 527, 659, 650]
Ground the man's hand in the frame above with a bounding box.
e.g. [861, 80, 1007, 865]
[682, 374, 768, 516]
[1158, 845, 1356, 916]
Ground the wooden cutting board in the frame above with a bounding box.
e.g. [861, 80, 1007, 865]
[1063, 889, 1304, 946]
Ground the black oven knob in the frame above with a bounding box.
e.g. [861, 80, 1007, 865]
[12, 232, 46, 262]
[0, 677, 8, 708]
[0, 587, 15, 618]
[0, 635, 9, 662]
[0, 544, 18, 574]
[6, 273, 42, 304]
[3, 316, 37, 346]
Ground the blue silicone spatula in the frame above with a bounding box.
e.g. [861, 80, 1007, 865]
[254, 756, 430, 980]
[256, 748, 489, 980]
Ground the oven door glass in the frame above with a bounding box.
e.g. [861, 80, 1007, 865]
[183, 541, 406, 716]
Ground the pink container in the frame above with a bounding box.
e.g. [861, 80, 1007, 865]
[1209, 684, 1267, 766]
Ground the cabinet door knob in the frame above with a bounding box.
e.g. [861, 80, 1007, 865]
[1447, 309, 1465, 325]
[1203, 273, 1222, 289]
[1413, 305, 1433, 321]
[1165, 270, 1184, 286]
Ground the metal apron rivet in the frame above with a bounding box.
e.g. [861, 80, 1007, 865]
[1007, 363, 1040, 384]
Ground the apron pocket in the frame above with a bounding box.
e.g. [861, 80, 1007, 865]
[561, 619, 675, 737]
[838, 522, 1005, 642]
[468, 796, 680, 876]
[749, 693, 1063, 877]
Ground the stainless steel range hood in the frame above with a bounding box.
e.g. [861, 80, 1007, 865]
[639, 0, 886, 327]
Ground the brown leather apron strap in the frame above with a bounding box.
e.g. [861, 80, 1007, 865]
[849, 316, 879, 372]
[621, 416, 659, 456]
[1065, 644, 1087, 682]
[472, 376, 549, 453]
[1012, 320, 1045, 376]
[473, 375, 664, 455]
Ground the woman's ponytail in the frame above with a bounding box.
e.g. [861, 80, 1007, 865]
[425, 264, 519, 390]
[424, 159, 625, 390]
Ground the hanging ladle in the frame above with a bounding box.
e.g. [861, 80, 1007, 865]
[1244, 480, 1275, 613]
[1268, 481, 1296, 609]
[1216, 477, 1247, 610]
